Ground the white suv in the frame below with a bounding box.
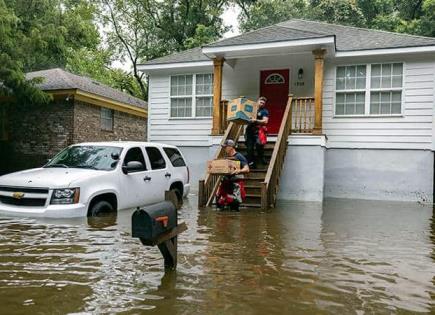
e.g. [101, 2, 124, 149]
[0, 142, 190, 218]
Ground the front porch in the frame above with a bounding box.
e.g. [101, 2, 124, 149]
[209, 48, 328, 137]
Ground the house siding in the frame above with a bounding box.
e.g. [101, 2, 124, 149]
[148, 74, 213, 146]
[323, 56, 435, 150]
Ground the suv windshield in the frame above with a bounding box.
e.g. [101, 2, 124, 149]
[45, 146, 123, 171]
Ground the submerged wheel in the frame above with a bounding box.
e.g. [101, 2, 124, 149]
[88, 200, 114, 217]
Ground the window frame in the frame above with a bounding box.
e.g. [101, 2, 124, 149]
[100, 107, 114, 131]
[169, 72, 213, 119]
[333, 62, 405, 118]
[145, 146, 167, 170]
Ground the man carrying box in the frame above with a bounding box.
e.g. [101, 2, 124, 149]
[245, 96, 269, 169]
[215, 139, 250, 211]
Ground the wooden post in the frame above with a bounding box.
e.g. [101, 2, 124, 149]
[312, 49, 326, 135]
[211, 58, 224, 135]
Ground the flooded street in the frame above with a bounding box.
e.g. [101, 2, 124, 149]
[0, 197, 434, 314]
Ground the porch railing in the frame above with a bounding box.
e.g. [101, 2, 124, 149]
[291, 97, 315, 134]
[198, 121, 244, 207]
[261, 95, 293, 209]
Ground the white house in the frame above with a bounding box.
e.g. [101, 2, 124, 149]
[138, 19, 435, 206]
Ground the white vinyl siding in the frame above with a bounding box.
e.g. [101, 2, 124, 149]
[335, 63, 403, 116]
[170, 73, 212, 118]
[148, 73, 213, 146]
[324, 58, 435, 149]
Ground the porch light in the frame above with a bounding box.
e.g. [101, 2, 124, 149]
[298, 68, 304, 80]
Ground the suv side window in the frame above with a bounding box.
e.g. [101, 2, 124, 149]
[163, 147, 186, 167]
[124, 147, 146, 171]
[145, 147, 166, 170]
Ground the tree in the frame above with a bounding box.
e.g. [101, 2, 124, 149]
[309, 0, 366, 27]
[236, 0, 307, 32]
[100, 0, 229, 100]
[0, 0, 100, 104]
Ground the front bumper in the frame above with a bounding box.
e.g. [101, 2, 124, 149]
[0, 203, 87, 218]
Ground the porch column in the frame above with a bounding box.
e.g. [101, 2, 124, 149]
[312, 49, 326, 135]
[211, 57, 224, 136]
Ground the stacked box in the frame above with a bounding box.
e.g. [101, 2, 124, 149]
[227, 97, 258, 124]
[207, 159, 241, 175]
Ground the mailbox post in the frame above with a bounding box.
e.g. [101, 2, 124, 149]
[132, 191, 187, 270]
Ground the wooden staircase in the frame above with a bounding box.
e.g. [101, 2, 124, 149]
[198, 95, 300, 210]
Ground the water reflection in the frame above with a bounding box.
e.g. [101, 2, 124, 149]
[0, 198, 433, 314]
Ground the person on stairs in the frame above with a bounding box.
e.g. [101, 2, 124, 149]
[216, 139, 250, 211]
[245, 96, 269, 169]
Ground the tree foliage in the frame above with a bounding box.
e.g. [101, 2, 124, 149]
[235, 0, 435, 36]
[99, 0, 229, 100]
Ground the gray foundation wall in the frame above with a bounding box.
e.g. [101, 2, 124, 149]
[180, 144, 433, 203]
[324, 148, 433, 203]
[278, 146, 325, 202]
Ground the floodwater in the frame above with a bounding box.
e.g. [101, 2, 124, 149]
[0, 197, 434, 314]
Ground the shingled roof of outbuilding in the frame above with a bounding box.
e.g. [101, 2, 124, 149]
[140, 19, 435, 66]
[26, 68, 147, 109]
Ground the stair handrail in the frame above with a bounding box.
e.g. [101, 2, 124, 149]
[198, 121, 244, 207]
[261, 95, 294, 209]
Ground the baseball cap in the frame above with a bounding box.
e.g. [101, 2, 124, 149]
[221, 139, 236, 147]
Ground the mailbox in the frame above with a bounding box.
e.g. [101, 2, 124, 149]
[132, 201, 177, 245]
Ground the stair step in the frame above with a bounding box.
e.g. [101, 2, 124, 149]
[241, 202, 262, 208]
[246, 172, 266, 179]
[238, 143, 275, 150]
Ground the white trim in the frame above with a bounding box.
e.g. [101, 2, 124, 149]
[288, 135, 327, 147]
[202, 37, 335, 55]
[335, 45, 435, 57]
[138, 61, 213, 71]
[168, 73, 213, 119]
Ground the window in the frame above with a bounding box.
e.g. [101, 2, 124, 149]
[370, 63, 403, 115]
[101, 108, 114, 131]
[170, 73, 213, 118]
[265, 73, 285, 84]
[335, 65, 366, 115]
[123, 147, 146, 172]
[335, 63, 403, 116]
[146, 147, 166, 170]
[163, 147, 186, 167]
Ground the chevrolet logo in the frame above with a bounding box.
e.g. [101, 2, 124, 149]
[12, 192, 25, 199]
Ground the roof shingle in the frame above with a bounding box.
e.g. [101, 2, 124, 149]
[140, 19, 435, 66]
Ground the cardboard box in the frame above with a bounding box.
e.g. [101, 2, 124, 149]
[227, 97, 258, 124]
[207, 159, 241, 175]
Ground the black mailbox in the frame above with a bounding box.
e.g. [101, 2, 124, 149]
[132, 201, 177, 245]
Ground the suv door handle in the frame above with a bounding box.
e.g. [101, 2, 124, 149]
[144, 176, 152, 182]
[165, 172, 171, 178]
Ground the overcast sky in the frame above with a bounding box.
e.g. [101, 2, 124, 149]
[112, 5, 241, 71]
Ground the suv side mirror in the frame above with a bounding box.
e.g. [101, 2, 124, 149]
[122, 161, 145, 174]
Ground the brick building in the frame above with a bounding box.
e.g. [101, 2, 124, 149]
[0, 68, 148, 174]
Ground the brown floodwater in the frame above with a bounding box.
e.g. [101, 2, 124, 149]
[0, 197, 434, 314]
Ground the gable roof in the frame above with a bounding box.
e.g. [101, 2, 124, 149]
[26, 68, 147, 109]
[140, 19, 435, 66]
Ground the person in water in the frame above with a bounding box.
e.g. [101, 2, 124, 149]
[215, 139, 250, 211]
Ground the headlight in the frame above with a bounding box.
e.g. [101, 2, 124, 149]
[51, 188, 80, 205]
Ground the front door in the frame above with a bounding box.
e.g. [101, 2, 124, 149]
[260, 69, 290, 134]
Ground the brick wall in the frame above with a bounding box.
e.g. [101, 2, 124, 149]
[73, 101, 147, 143]
[3, 100, 74, 173]
[1, 99, 147, 174]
